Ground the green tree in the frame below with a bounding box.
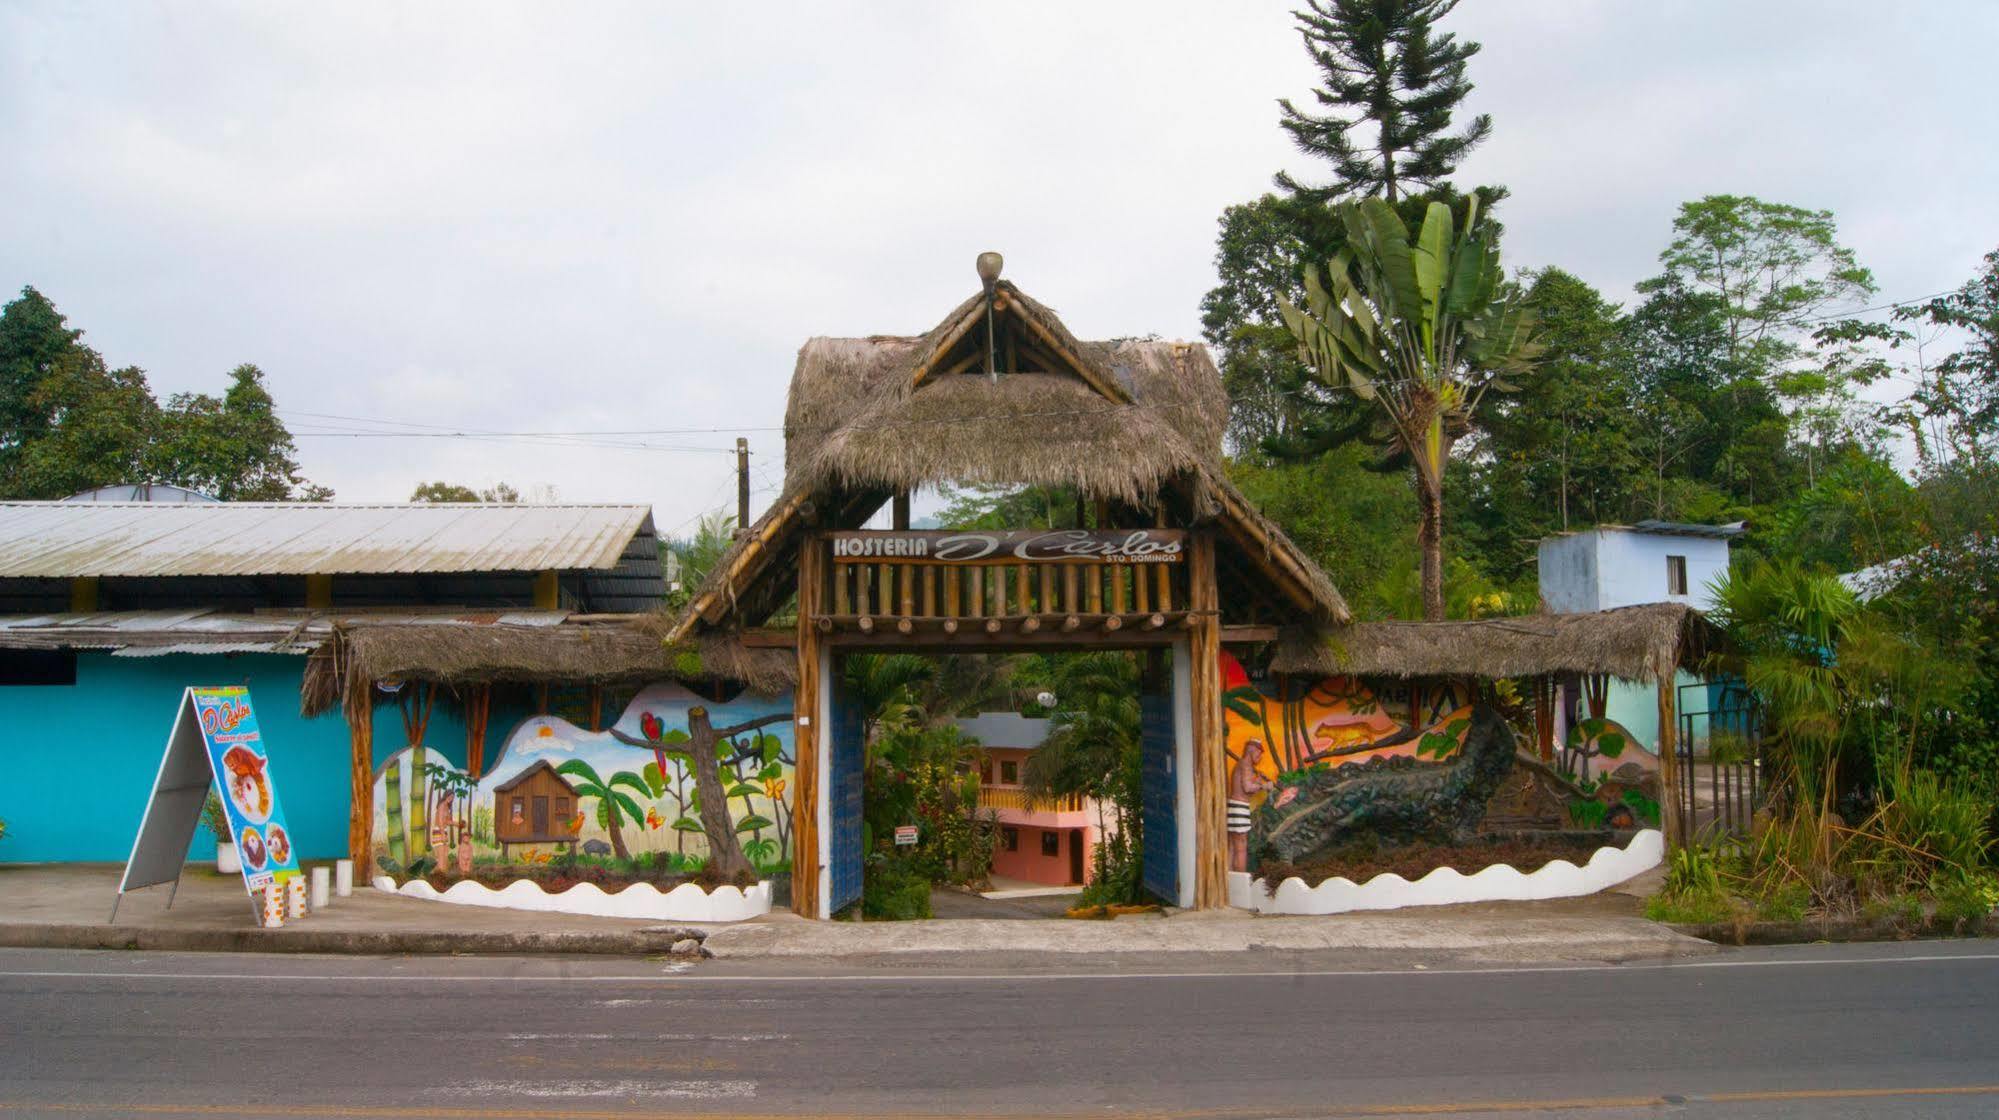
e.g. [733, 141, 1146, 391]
[664, 510, 735, 610]
[1640, 195, 1876, 371]
[153, 365, 328, 500]
[1227, 445, 1416, 618]
[1891, 247, 1999, 470]
[409, 480, 522, 502]
[1454, 268, 1637, 578]
[1280, 195, 1543, 619]
[1275, 0, 1492, 205]
[6, 353, 160, 498]
[0, 286, 86, 474]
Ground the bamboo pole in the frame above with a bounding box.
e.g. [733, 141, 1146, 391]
[1063, 564, 1080, 615]
[992, 564, 1008, 617]
[898, 563, 914, 617]
[945, 566, 962, 617]
[1086, 564, 1103, 614]
[1188, 531, 1228, 909]
[792, 534, 825, 918]
[921, 566, 936, 617]
[969, 567, 984, 619]
[1156, 564, 1173, 612]
[344, 678, 374, 871]
[1015, 564, 1031, 617]
[833, 562, 850, 616]
[1134, 563, 1150, 613]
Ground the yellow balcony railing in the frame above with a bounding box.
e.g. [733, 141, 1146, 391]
[977, 786, 1084, 812]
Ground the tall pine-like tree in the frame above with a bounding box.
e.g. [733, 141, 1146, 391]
[1274, 0, 1492, 204]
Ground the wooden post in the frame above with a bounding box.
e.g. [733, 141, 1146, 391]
[792, 533, 825, 918]
[921, 566, 937, 617]
[69, 577, 99, 613]
[1014, 564, 1031, 617]
[344, 678, 374, 870]
[1657, 676, 1682, 848]
[897, 563, 914, 617]
[944, 567, 962, 617]
[891, 491, 911, 531]
[1187, 531, 1228, 909]
[533, 570, 559, 610]
[833, 562, 851, 616]
[305, 574, 333, 609]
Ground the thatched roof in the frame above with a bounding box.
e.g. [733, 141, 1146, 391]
[669, 278, 1350, 639]
[783, 283, 1227, 504]
[1268, 603, 1719, 684]
[300, 616, 795, 717]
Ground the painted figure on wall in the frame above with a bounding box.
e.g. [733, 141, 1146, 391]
[1227, 740, 1269, 873]
[370, 682, 794, 881]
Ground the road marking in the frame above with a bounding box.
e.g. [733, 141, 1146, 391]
[4, 1084, 1997, 1118]
[501, 1032, 789, 1042]
[2, 950, 1997, 985]
[431, 1079, 756, 1101]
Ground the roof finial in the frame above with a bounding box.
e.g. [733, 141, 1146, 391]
[975, 251, 1003, 293]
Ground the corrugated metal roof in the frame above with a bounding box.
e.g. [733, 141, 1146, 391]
[0, 502, 655, 579]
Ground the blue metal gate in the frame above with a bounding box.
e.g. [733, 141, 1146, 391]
[827, 667, 865, 915]
[1139, 682, 1178, 905]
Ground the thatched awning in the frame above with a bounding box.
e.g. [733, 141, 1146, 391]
[300, 616, 795, 717]
[1268, 603, 1719, 684]
[669, 279, 1352, 640]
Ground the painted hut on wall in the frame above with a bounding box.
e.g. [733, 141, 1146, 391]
[491, 760, 581, 858]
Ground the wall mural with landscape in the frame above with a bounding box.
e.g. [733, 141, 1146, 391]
[370, 682, 794, 892]
[1218, 652, 1662, 885]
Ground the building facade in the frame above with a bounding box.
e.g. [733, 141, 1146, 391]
[958, 712, 1112, 888]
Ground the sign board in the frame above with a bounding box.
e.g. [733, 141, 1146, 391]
[829, 529, 1184, 565]
[114, 687, 301, 922]
[192, 687, 302, 893]
[894, 824, 920, 846]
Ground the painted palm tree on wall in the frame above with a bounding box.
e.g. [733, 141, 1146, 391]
[554, 759, 650, 862]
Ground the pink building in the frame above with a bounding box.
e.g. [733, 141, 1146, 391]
[959, 713, 1112, 888]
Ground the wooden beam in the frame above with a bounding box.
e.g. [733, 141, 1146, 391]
[942, 618, 960, 635]
[983, 618, 1003, 635]
[1220, 625, 1282, 644]
[1657, 677, 1682, 849]
[1187, 531, 1228, 909]
[791, 533, 825, 919]
[891, 492, 911, 531]
[678, 490, 808, 640]
[909, 304, 986, 387]
[305, 574, 333, 610]
[856, 615, 875, 634]
[69, 576, 98, 613]
[1003, 301, 1132, 404]
[1102, 614, 1124, 632]
[1143, 613, 1166, 631]
[1020, 616, 1042, 634]
[1062, 615, 1081, 633]
[344, 678, 374, 871]
[896, 617, 914, 635]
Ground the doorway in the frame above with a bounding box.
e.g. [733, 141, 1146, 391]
[817, 643, 1193, 919]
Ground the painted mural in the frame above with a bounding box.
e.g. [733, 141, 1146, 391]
[1220, 653, 1666, 873]
[370, 682, 794, 887]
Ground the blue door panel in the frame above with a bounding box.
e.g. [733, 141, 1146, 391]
[1139, 688, 1177, 905]
[827, 673, 865, 915]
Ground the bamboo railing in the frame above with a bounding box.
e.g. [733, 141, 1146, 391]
[825, 557, 1182, 633]
[977, 786, 1086, 813]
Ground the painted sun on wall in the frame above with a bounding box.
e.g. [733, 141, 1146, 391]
[371, 683, 793, 885]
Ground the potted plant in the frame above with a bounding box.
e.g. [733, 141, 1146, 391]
[202, 791, 239, 873]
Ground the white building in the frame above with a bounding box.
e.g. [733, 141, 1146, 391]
[1537, 520, 1743, 751]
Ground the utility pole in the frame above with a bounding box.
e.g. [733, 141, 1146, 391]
[735, 438, 750, 539]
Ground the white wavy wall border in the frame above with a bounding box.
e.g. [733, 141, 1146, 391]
[1229, 830, 1664, 915]
[373, 875, 773, 923]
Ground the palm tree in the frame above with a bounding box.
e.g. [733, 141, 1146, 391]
[1021, 653, 1143, 837]
[554, 759, 650, 862]
[1281, 194, 1543, 620]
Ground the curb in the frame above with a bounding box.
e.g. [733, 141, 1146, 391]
[0, 922, 711, 957]
[1671, 915, 1994, 946]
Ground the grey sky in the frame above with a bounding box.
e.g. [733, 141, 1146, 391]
[4, 2, 1994, 536]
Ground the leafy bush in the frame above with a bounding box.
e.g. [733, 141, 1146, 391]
[861, 854, 932, 920]
[1645, 843, 1735, 924]
[1076, 826, 1144, 908]
[200, 792, 231, 842]
[1931, 869, 1999, 924]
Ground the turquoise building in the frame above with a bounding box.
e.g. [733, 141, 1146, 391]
[0, 499, 663, 867]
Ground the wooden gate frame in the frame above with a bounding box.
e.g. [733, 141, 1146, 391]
[787, 528, 1228, 919]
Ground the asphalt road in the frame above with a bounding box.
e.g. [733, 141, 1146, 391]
[1, 942, 1996, 1119]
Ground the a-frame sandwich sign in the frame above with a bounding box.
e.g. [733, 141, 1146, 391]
[112, 687, 302, 924]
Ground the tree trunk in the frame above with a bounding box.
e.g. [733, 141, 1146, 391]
[1416, 472, 1445, 622]
[383, 758, 405, 869]
[605, 810, 630, 862]
[686, 708, 754, 880]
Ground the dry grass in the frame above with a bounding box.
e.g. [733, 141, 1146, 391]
[1271, 602, 1720, 683]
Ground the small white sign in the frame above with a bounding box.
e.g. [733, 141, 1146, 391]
[894, 825, 919, 846]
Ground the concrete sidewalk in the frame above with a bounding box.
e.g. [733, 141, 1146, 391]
[0, 863, 1712, 962]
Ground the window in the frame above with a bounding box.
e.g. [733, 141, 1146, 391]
[1000, 759, 1019, 785]
[509, 797, 525, 825]
[1040, 831, 1061, 857]
[1667, 555, 1688, 596]
[0, 650, 75, 686]
[1001, 826, 1018, 852]
[555, 798, 571, 819]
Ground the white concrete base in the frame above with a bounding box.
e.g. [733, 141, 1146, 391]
[979, 884, 1084, 900]
[372, 875, 773, 923]
[1243, 830, 1664, 916]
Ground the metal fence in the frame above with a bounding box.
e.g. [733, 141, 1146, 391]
[1676, 678, 1766, 840]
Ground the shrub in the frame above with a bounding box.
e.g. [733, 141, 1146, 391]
[861, 854, 932, 920]
[1645, 843, 1735, 924]
[1932, 869, 1999, 924]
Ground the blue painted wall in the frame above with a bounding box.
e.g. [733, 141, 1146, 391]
[0, 652, 506, 865]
